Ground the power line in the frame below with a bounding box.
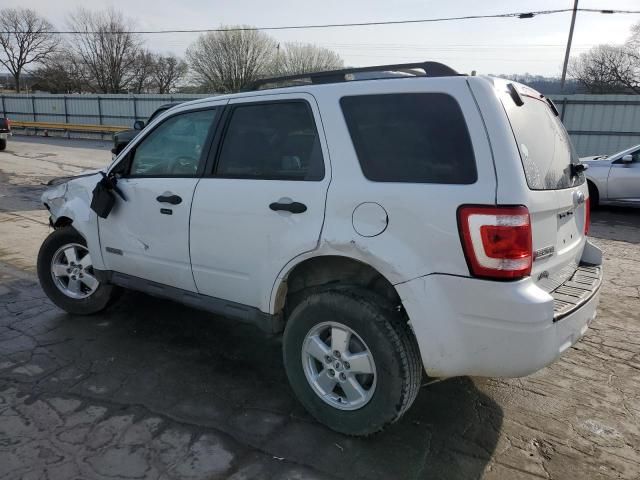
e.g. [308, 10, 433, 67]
[317, 44, 595, 51]
[320, 43, 598, 47]
[1, 8, 639, 35]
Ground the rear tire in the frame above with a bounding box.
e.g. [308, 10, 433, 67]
[588, 181, 599, 209]
[37, 227, 118, 315]
[283, 287, 422, 436]
[0, 139, 6, 151]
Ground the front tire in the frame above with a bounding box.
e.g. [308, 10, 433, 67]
[283, 288, 422, 436]
[37, 227, 118, 315]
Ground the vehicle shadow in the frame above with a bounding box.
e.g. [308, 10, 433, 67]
[590, 205, 640, 244]
[1, 284, 503, 480]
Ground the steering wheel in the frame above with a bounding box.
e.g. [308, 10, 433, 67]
[170, 156, 198, 175]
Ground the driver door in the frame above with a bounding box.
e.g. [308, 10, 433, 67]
[99, 106, 221, 291]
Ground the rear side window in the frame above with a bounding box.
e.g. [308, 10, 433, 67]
[340, 93, 477, 184]
[215, 101, 324, 181]
[500, 84, 583, 190]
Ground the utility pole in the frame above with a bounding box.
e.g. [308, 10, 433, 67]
[561, 0, 579, 90]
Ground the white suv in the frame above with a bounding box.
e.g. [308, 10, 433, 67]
[38, 62, 603, 436]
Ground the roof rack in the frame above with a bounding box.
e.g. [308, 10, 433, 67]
[249, 61, 460, 91]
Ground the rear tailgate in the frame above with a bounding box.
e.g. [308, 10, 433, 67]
[528, 187, 589, 292]
[495, 80, 589, 291]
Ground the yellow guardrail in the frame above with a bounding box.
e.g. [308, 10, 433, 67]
[10, 120, 128, 134]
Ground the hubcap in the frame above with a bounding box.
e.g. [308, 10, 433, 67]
[301, 321, 377, 411]
[50, 243, 99, 299]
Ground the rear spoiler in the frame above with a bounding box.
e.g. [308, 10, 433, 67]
[507, 83, 560, 116]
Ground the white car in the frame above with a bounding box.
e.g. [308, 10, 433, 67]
[581, 144, 640, 206]
[37, 62, 602, 436]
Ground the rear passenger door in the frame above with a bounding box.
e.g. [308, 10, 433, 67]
[189, 94, 330, 310]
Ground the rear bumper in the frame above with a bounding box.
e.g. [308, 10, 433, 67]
[397, 240, 602, 378]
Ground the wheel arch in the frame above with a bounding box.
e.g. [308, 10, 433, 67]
[271, 254, 402, 317]
[586, 178, 600, 206]
[45, 195, 105, 270]
[52, 215, 73, 229]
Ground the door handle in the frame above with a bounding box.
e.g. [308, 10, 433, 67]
[269, 201, 307, 214]
[156, 194, 182, 205]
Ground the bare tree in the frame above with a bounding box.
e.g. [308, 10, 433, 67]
[186, 27, 277, 93]
[0, 8, 59, 92]
[625, 22, 640, 52]
[31, 52, 88, 93]
[68, 8, 141, 93]
[569, 45, 639, 94]
[568, 21, 640, 94]
[129, 49, 156, 93]
[276, 42, 343, 76]
[152, 54, 188, 93]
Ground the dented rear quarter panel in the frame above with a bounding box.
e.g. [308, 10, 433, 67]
[269, 77, 499, 313]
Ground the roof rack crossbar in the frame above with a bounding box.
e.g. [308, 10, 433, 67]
[249, 61, 459, 91]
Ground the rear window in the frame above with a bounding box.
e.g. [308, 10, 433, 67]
[500, 84, 584, 190]
[340, 93, 477, 184]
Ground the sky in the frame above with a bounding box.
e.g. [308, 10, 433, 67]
[2, 0, 640, 76]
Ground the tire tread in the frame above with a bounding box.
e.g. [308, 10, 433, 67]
[284, 285, 422, 436]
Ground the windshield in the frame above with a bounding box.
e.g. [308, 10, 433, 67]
[499, 83, 584, 190]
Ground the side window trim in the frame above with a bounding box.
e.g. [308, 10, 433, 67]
[202, 104, 232, 177]
[121, 106, 221, 179]
[207, 99, 325, 181]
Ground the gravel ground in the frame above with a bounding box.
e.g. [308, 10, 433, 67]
[0, 136, 638, 480]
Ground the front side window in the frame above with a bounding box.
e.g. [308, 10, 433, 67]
[215, 102, 324, 181]
[129, 109, 218, 177]
[340, 93, 477, 184]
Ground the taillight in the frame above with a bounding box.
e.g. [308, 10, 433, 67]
[458, 205, 532, 280]
[584, 197, 590, 235]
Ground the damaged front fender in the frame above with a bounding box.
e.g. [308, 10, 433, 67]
[41, 172, 105, 270]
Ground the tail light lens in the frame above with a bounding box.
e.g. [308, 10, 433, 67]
[458, 205, 532, 280]
[584, 197, 590, 235]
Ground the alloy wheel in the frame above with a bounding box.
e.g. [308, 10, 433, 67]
[301, 321, 377, 411]
[50, 243, 99, 299]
